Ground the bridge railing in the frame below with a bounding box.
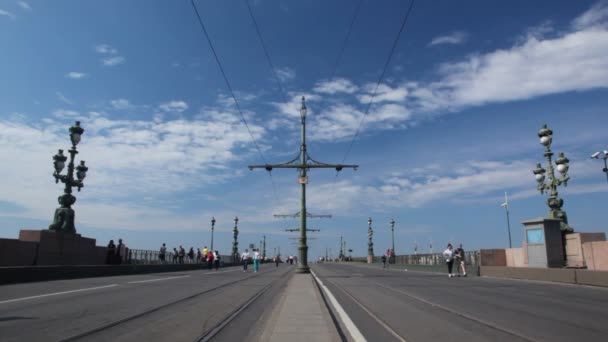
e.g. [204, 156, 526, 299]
[347, 251, 481, 273]
[126, 250, 235, 266]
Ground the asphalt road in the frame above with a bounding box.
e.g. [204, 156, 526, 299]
[0, 264, 292, 342]
[311, 262, 608, 342]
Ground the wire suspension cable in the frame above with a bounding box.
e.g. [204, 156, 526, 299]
[325, 0, 415, 211]
[191, 0, 268, 164]
[327, 0, 363, 83]
[341, 0, 415, 164]
[191, 0, 281, 204]
[245, 0, 291, 106]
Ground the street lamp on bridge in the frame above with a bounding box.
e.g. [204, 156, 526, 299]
[210, 217, 216, 251]
[532, 124, 574, 234]
[232, 216, 239, 263]
[367, 217, 374, 264]
[49, 121, 89, 234]
[389, 219, 396, 264]
[591, 150, 608, 184]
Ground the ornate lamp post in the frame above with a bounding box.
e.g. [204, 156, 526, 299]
[532, 124, 574, 234]
[591, 150, 608, 184]
[232, 216, 239, 263]
[210, 217, 216, 251]
[389, 218, 396, 264]
[49, 121, 88, 234]
[262, 235, 266, 259]
[367, 217, 374, 263]
[339, 235, 344, 260]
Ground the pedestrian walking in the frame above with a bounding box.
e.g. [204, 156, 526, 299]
[443, 243, 455, 278]
[207, 249, 214, 270]
[116, 239, 125, 265]
[178, 246, 185, 264]
[197, 248, 201, 263]
[159, 243, 166, 264]
[188, 247, 195, 264]
[381, 254, 387, 269]
[455, 243, 467, 277]
[253, 249, 260, 273]
[214, 251, 220, 270]
[106, 240, 116, 264]
[386, 248, 392, 268]
[241, 249, 250, 272]
[172, 248, 178, 264]
[274, 255, 280, 267]
[203, 246, 209, 260]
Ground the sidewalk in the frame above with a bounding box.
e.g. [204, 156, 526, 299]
[261, 273, 341, 342]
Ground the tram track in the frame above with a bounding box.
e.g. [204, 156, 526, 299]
[315, 264, 540, 342]
[57, 266, 292, 342]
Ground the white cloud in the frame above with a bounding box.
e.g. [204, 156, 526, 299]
[159, 100, 188, 113]
[102, 56, 125, 66]
[0, 9, 16, 19]
[0, 106, 266, 230]
[65, 72, 87, 79]
[358, 83, 409, 104]
[95, 44, 118, 55]
[52, 109, 80, 118]
[428, 31, 468, 46]
[56, 91, 73, 105]
[17, 1, 31, 10]
[313, 78, 358, 94]
[572, 0, 608, 29]
[275, 67, 296, 82]
[95, 44, 125, 66]
[110, 98, 132, 110]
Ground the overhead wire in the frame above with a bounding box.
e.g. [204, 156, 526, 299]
[341, 0, 415, 164]
[321, 0, 363, 211]
[325, 0, 416, 211]
[191, 0, 281, 203]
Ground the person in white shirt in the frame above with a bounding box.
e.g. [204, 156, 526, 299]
[241, 249, 250, 272]
[443, 243, 455, 277]
[253, 249, 261, 272]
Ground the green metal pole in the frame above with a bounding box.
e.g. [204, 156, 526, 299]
[297, 102, 309, 273]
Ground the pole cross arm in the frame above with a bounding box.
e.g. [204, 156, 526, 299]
[284, 228, 321, 232]
[249, 163, 358, 171]
[274, 211, 332, 219]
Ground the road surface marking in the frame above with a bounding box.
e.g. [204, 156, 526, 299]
[311, 270, 367, 342]
[373, 281, 538, 342]
[0, 284, 118, 305]
[128, 275, 190, 284]
[325, 276, 407, 342]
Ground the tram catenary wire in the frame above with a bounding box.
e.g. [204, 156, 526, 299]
[324, 0, 416, 211]
[190, 0, 281, 203]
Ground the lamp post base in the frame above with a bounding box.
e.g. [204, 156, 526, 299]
[295, 265, 310, 273]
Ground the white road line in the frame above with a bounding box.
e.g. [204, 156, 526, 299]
[311, 270, 367, 342]
[0, 284, 118, 305]
[127, 275, 190, 284]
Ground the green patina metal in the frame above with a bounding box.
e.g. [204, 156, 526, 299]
[248, 97, 358, 273]
[533, 124, 574, 234]
[367, 217, 374, 257]
[49, 121, 88, 234]
[232, 216, 239, 263]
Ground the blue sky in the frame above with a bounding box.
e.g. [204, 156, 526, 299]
[1, 0, 608, 259]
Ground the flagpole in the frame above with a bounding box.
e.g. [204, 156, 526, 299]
[503, 192, 512, 248]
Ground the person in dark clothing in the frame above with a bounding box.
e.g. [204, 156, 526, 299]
[454, 244, 467, 277]
[381, 254, 387, 269]
[188, 247, 194, 264]
[106, 240, 116, 264]
[178, 246, 185, 264]
[172, 248, 178, 264]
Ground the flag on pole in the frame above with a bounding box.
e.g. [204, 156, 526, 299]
[501, 192, 509, 208]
